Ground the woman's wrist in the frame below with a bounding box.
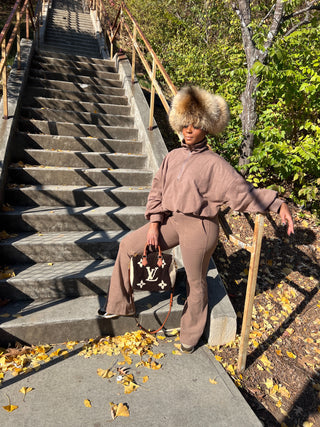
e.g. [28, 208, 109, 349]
[149, 221, 160, 228]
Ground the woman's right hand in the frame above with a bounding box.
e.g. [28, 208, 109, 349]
[146, 222, 160, 248]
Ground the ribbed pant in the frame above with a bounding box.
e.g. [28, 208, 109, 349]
[106, 212, 219, 347]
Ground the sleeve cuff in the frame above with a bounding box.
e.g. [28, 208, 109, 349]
[268, 198, 284, 213]
[148, 214, 163, 224]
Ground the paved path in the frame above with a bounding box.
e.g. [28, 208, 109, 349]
[0, 336, 262, 426]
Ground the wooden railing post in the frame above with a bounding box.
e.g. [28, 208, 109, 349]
[131, 24, 136, 84]
[237, 213, 265, 372]
[149, 57, 156, 130]
[16, 3, 21, 70]
[26, 5, 29, 39]
[1, 39, 8, 120]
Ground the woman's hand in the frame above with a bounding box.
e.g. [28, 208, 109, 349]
[146, 222, 160, 248]
[279, 203, 294, 236]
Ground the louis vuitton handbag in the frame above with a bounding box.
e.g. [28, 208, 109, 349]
[129, 244, 177, 333]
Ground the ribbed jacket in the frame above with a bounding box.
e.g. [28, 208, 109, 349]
[145, 139, 283, 223]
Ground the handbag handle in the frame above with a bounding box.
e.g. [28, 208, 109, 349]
[142, 244, 163, 268]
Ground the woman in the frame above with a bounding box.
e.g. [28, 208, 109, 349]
[98, 86, 294, 353]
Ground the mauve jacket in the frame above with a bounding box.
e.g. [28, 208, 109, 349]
[145, 139, 283, 224]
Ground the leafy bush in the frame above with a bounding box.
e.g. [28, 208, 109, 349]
[245, 26, 320, 213]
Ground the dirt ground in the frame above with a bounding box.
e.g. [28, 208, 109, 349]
[212, 205, 320, 427]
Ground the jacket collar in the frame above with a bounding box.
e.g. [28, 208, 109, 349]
[181, 137, 209, 153]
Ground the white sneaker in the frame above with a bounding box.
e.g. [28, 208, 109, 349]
[97, 309, 118, 319]
[180, 343, 195, 354]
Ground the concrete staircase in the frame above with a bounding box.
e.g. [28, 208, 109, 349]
[0, 0, 174, 345]
[0, 0, 236, 347]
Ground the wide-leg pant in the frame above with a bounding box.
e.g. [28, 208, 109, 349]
[106, 212, 219, 347]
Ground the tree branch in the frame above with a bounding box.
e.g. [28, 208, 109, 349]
[263, 0, 284, 52]
[283, 0, 320, 21]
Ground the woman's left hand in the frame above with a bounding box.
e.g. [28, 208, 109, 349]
[279, 203, 294, 236]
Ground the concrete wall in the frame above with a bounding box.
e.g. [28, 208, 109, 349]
[0, 39, 34, 205]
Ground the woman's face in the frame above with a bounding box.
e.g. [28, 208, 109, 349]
[182, 124, 207, 146]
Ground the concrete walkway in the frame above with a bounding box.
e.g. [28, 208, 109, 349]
[0, 335, 262, 426]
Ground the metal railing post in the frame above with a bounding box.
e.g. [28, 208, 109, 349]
[237, 213, 265, 372]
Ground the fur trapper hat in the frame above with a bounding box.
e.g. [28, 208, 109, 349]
[169, 86, 230, 135]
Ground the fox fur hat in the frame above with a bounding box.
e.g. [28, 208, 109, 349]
[169, 86, 230, 135]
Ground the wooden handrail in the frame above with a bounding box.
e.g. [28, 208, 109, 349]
[0, 0, 40, 120]
[90, 0, 264, 372]
[90, 0, 177, 129]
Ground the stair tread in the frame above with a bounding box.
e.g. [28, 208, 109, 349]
[36, 49, 113, 64]
[23, 99, 130, 114]
[0, 205, 147, 215]
[0, 230, 127, 245]
[0, 292, 182, 329]
[22, 149, 145, 157]
[0, 258, 116, 283]
[21, 106, 132, 120]
[28, 77, 124, 92]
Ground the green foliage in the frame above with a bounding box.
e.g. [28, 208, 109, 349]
[245, 26, 320, 213]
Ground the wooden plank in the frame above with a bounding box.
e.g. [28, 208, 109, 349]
[237, 213, 265, 372]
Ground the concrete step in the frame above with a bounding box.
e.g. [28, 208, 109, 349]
[35, 49, 114, 66]
[20, 107, 134, 127]
[15, 133, 143, 153]
[49, 0, 86, 11]
[27, 76, 125, 94]
[44, 35, 99, 51]
[24, 97, 131, 116]
[9, 165, 152, 186]
[5, 185, 150, 207]
[0, 288, 186, 345]
[40, 44, 101, 59]
[18, 120, 139, 140]
[45, 32, 97, 43]
[47, 17, 93, 28]
[0, 205, 147, 232]
[47, 16, 93, 26]
[33, 53, 117, 72]
[0, 230, 126, 263]
[23, 87, 128, 105]
[16, 150, 147, 169]
[0, 258, 116, 300]
[31, 60, 119, 79]
[29, 68, 121, 85]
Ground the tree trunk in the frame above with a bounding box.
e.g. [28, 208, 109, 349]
[239, 72, 259, 166]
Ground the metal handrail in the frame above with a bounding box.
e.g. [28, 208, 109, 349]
[0, 0, 41, 120]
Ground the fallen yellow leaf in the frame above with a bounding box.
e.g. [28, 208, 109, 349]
[123, 380, 139, 394]
[110, 402, 130, 419]
[84, 399, 92, 407]
[142, 376, 149, 383]
[97, 368, 115, 379]
[265, 378, 274, 389]
[286, 351, 296, 359]
[2, 404, 18, 412]
[209, 378, 217, 384]
[19, 387, 33, 396]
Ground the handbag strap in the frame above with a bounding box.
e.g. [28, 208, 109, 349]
[142, 244, 163, 268]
